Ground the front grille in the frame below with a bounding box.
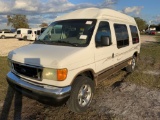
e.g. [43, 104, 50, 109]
[13, 63, 42, 81]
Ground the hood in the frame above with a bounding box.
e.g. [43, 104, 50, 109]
[8, 44, 94, 69]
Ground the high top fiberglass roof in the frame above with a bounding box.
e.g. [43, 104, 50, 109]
[55, 8, 135, 24]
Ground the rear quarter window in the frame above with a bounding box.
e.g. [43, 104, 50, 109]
[130, 25, 139, 44]
[28, 30, 32, 34]
[17, 30, 21, 34]
[114, 24, 129, 48]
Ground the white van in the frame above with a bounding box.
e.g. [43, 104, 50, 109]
[0, 31, 16, 39]
[7, 8, 140, 113]
[16, 28, 30, 40]
[36, 27, 46, 39]
[27, 28, 41, 41]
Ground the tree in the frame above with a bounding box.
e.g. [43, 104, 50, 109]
[39, 22, 48, 28]
[7, 14, 29, 29]
[134, 17, 148, 31]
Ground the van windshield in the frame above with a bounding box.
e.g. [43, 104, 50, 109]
[38, 19, 96, 47]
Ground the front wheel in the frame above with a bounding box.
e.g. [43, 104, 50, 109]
[126, 56, 136, 73]
[67, 76, 95, 113]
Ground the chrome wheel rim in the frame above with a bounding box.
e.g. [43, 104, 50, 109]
[78, 84, 92, 107]
[131, 58, 136, 70]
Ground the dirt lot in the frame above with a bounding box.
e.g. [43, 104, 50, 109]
[0, 35, 160, 119]
[0, 38, 33, 56]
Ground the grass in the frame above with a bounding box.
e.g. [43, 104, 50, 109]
[125, 36, 160, 89]
[0, 57, 9, 102]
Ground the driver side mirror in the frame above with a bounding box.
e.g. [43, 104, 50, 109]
[101, 36, 112, 46]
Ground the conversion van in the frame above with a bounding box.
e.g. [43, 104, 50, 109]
[7, 8, 140, 113]
[16, 28, 30, 40]
[27, 28, 41, 41]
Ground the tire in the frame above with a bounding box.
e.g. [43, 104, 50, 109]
[23, 36, 27, 40]
[126, 56, 136, 73]
[1, 35, 5, 39]
[67, 76, 95, 113]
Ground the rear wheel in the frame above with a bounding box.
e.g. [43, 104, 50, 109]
[126, 56, 136, 73]
[67, 76, 95, 113]
[23, 36, 27, 40]
[1, 35, 5, 39]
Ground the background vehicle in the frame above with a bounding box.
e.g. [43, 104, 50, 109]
[0, 31, 16, 39]
[149, 30, 156, 35]
[36, 27, 47, 40]
[27, 28, 41, 41]
[16, 28, 30, 40]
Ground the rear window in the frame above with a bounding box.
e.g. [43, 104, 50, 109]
[41, 28, 46, 33]
[130, 26, 139, 44]
[17, 30, 21, 34]
[37, 30, 41, 35]
[28, 30, 32, 34]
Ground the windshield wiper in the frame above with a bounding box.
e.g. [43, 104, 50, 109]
[52, 41, 79, 47]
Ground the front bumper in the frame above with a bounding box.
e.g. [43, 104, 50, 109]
[6, 72, 71, 101]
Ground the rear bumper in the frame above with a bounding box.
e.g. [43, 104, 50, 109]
[6, 72, 71, 101]
[27, 37, 35, 41]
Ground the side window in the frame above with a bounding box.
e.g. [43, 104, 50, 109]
[95, 21, 111, 47]
[114, 24, 129, 48]
[130, 25, 139, 44]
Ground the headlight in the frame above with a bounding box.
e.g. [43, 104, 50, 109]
[42, 68, 68, 81]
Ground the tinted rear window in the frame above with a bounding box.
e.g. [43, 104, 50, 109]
[130, 25, 139, 44]
[17, 30, 21, 34]
[28, 30, 32, 34]
[41, 28, 46, 33]
[37, 30, 41, 35]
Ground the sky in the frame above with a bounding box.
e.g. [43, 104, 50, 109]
[0, 0, 159, 29]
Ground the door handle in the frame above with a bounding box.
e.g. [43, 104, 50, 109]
[112, 53, 114, 58]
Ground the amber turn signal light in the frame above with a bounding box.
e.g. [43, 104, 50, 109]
[57, 68, 68, 81]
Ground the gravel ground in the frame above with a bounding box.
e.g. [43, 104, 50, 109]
[0, 35, 156, 56]
[94, 81, 160, 120]
[140, 35, 156, 43]
[0, 38, 33, 56]
[1, 76, 160, 119]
